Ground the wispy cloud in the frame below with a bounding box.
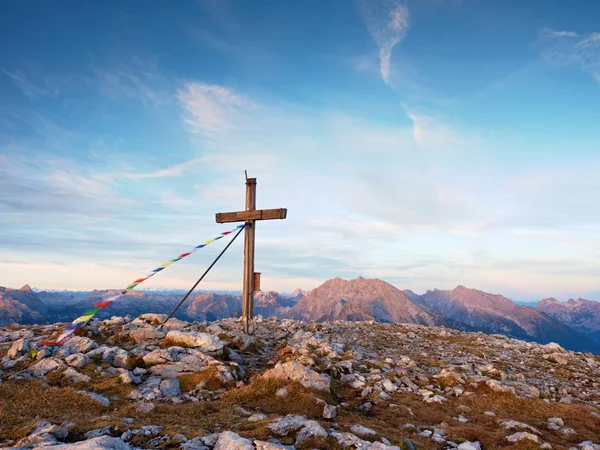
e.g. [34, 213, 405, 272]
[120, 158, 204, 179]
[178, 83, 258, 145]
[357, 0, 410, 85]
[93, 57, 171, 105]
[538, 29, 600, 84]
[405, 110, 460, 149]
[1, 69, 59, 98]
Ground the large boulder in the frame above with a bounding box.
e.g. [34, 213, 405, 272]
[262, 360, 331, 391]
[164, 330, 225, 352]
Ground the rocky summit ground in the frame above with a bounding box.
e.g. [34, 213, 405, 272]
[1, 315, 599, 450]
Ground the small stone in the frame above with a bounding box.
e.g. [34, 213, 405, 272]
[323, 404, 338, 419]
[295, 420, 327, 444]
[159, 378, 181, 397]
[76, 391, 110, 406]
[380, 378, 397, 392]
[133, 367, 147, 376]
[350, 424, 377, 436]
[254, 441, 290, 450]
[506, 432, 539, 443]
[66, 353, 89, 368]
[262, 360, 330, 391]
[248, 413, 267, 422]
[84, 426, 112, 439]
[119, 371, 141, 385]
[136, 401, 156, 413]
[457, 442, 481, 450]
[547, 417, 564, 431]
[62, 368, 91, 383]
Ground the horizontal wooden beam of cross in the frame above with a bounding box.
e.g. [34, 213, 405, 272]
[215, 208, 287, 223]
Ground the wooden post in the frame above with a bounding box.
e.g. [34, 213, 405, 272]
[215, 174, 286, 334]
[242, 178, 256, 334]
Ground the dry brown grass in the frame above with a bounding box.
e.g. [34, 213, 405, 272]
[0, 381, 108, 441]
[222, 377, 331, 421]
[446, 382, 600, 449]
[178, 366, 225, 392]
[159, 337, 193, 349]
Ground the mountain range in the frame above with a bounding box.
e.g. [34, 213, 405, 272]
[1, 278, 599, 354]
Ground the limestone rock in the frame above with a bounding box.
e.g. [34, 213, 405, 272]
[330, 431, 373, 449]
[213, 431, 253, 450]
[457, 442, 481, 450]
[31, 358, 65, 376]
[295, 420, 327, 444]
[506, 432, 539, 443]
[15, 421, 68, 448]
[164, 330, 224, 352]
[254, 441, 292, 450]
[545, 352, 569, 365]
[323, 404, 338, 419]
[248, 413, 267, 422]
[63, 336, 98, 354]
[159, 378, 181, 397]
[7, 337, 30, 359]
[350, 424, 377, 436]
[76, 391, 110, 406]
[66, 353, 89, 368]
[129, 326, 166, 344]
[547, 417, 564, 431]
[268, 415, 309, 435]
[541, 342, 565, 354]
[262, 361, 331, 391]
[119, 371, 141, 385]
[132, 313, 167, 325]
[62, 367, 91, 383]
[37, 436, 131, 449]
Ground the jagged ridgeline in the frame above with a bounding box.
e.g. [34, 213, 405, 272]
[2, 278, 600, 354]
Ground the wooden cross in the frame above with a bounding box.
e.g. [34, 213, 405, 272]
[215, 174, 287, 334]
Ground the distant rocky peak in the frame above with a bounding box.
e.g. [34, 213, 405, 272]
[19, 284, 33, 292]
[291, 288, 309, 298]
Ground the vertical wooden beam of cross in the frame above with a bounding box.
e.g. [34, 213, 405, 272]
[215, 173, 287, 334]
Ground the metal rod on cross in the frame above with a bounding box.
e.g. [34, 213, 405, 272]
[215, 174, 287, 334]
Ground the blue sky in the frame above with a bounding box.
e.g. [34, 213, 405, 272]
[1, 0, 599, 301]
